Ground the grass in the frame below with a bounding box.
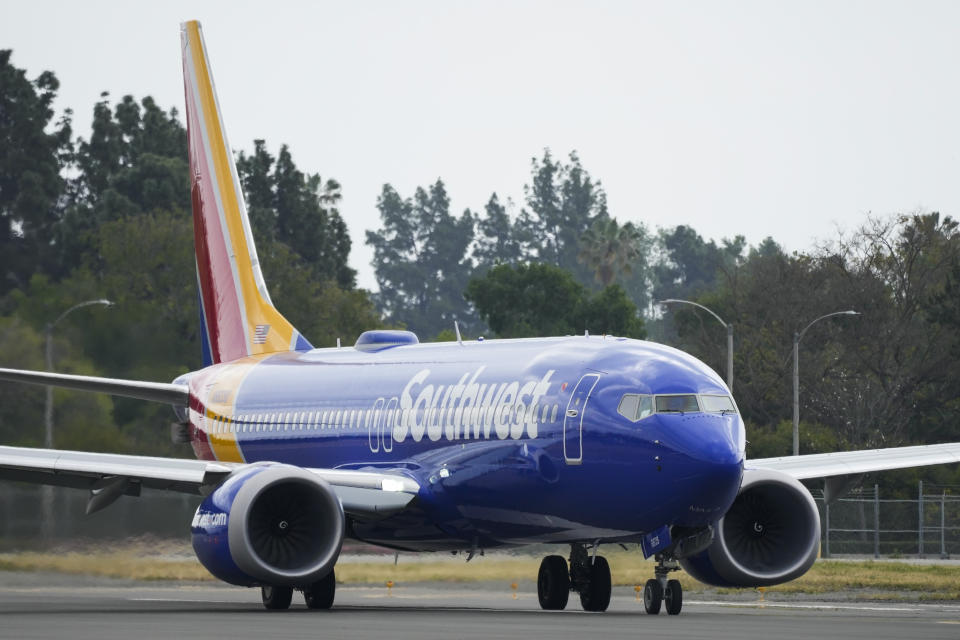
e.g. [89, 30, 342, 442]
[1, 542, 958, 600]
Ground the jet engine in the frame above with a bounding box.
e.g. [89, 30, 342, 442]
[191, 464, 344, 587]
[679, 468, 820, 587]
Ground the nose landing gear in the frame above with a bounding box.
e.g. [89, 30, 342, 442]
[642, 554, 682, 615]
[536, 543, 612, 612]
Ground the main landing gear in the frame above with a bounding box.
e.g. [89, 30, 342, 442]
[642, 554, 682, 615]
[260, 568, 336, 610]
[537, 543, 612, 612]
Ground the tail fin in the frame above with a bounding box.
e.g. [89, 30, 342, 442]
[181, 21, 312, 365]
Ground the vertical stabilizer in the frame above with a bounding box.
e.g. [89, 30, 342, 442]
[181, 21, 312, 365]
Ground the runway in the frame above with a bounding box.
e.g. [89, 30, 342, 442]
[0, 572, 958, 640]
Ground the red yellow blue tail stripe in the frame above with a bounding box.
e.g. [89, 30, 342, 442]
[181, 21, 312, 365]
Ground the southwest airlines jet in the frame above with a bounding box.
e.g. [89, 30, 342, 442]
[1, 21, 959, 615]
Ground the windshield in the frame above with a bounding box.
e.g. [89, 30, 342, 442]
[618, 393, 737, 421]
[655, 395, 700, 413]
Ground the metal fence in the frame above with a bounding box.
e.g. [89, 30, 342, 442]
[816, 482, 960, 558]
[0, 484, 200, 549]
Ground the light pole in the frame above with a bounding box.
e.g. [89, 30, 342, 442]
[792, 310, 859, 456]
[42, 298, 112, 540]
[659, 299, 734, 392]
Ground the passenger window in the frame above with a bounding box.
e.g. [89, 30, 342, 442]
[550, 405, 558, 422]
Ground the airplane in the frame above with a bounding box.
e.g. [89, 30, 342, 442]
[1, 20, 959, 615]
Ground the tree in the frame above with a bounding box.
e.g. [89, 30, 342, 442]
[811, 213, 960, 449]
[366, 180, 476, 337]
[0, 50, 72, 293]
[472, 193, 528, 271]
[465, 263, 645, 339]
[58, 94, 189, 276]
[521, 150, 608, 284]
[238, 141, 355, 288]
[652, 225, 746, 302]
[577, 217, 648, 287]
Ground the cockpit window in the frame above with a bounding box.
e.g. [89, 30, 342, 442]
[617, 394, 655, 421]
[618, 394, 639, 420]
[618, 393, 737, 421]
[655, 394, 700, 413]
[637, 396, 654, 419]
[701, 395, 736, 413]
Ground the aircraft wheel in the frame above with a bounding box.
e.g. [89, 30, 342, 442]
[579, 556, 611, 612]
[642, 579, 662, 615]
[303, 569, 336, 609]
[261, 585, 293, 610]
[664, 579, 682, 615]
[537, 555, 570, 610]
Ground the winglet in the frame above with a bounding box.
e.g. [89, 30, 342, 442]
[180, 21, 312, 365]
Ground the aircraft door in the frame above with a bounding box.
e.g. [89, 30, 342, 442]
[563, 373, 600, 465]
[368, 398, 385, 453]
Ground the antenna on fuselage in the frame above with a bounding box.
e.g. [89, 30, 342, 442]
[454, 321, 463, 346]
[336, 338, 341, 349]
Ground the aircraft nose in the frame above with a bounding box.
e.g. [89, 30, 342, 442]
[652, 413, 743, 466]
[649, 413, 744, 523]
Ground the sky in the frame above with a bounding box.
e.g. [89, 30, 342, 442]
[3, 0, 959, 291]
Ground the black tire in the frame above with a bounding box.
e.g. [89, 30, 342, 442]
[261, 585, 293, 610]
[642, 579, 662, 615]
[664, 579, 682, 615]
[303, 569, 336, 610]
[579, 556, 611, 612]
[537, 555, 570, 610]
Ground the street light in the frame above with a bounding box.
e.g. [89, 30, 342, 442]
[42, 298, 112, 540]
[45, 299, 113, 449]
[792, 310, 860, 456]
[659, 299, 734, 392]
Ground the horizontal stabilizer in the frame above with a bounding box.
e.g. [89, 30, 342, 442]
[0, 367, 189, 406]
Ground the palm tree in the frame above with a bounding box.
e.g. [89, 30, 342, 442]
[577, 218, 644, 287]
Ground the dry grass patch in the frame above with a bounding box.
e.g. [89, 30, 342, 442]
[0, 543, 958, 601]
[0, 550, 214, 581]
[758, 560, 960, 598]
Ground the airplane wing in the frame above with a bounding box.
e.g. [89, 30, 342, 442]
[748, 442, 960, 479]
[0, 367, 187, 405]
[0, 445, 420, 519]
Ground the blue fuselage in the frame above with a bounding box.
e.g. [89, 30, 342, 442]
[185, 336, 745, 551]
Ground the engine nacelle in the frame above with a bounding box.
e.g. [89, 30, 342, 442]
[679, 468, 820, 587]
[191, 463, 344, 587]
